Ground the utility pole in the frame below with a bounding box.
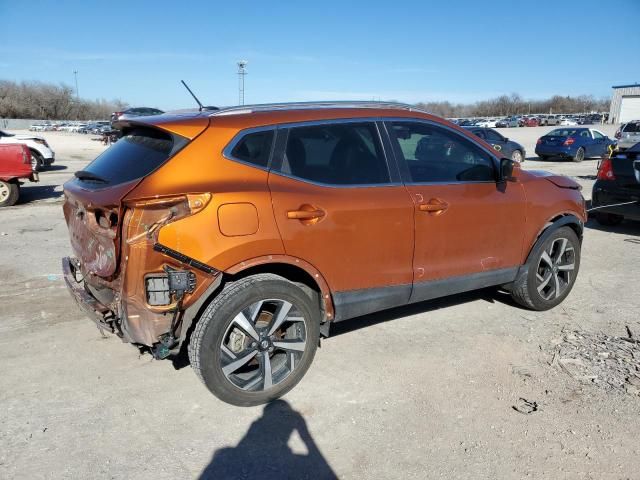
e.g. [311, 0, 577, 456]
[73, 70, 79, 99]
[237, 61, 247, 105]
[73, 70, 79, 120]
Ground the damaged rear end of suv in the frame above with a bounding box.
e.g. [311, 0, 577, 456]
[62, 113, 218, 359]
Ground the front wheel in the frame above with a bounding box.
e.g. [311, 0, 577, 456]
[573, 147, 585, 162]
[511, 227, 581, 311]
[30, 150, 44, 171]
[0, 180, 19, 207]
[189, 274, 320, 406]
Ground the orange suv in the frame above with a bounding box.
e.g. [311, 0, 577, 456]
[62, 102, 586, 406]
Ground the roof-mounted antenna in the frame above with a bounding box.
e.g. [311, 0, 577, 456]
[181, 80, 204, 111]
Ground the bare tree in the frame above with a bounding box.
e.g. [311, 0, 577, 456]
[415, 92, 609, 118]
[0, 79, 129, 120]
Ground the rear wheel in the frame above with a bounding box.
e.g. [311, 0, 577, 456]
[573, 147, 585, 162]
[538, 154, 548, 161]
[189, 274, 320, 406]
[511, 227, 580, 311]
[0, 180, 19, 207]
[594, 212, 624, 226]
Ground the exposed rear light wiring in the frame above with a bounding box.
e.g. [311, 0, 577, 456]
[125, 193, 211, 245]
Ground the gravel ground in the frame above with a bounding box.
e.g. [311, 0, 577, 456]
[1, 125, 639, 480]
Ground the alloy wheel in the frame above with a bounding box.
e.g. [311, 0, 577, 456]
[0, 182, 9, 202]
[511, 150, 523, 162]
[219, 298, 308, 392]
[535, 237, 576, 301]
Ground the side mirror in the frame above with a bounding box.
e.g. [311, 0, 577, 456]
[499, 158, 516, 182]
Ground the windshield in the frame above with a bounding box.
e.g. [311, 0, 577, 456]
[547, 129, 580, 137]
[80, 128, 176, 186]
[622, 122, 640, 133]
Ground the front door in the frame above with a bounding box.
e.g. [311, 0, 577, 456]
[268, 120, 415, 320]
[385, 120, 527, 302]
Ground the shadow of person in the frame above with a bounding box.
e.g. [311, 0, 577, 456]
[199, 400, 337, 480]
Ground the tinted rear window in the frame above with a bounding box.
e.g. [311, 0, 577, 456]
[81, 128, 175, 186]
[623, 123, 640, 133]
[547, 129, 580, 137]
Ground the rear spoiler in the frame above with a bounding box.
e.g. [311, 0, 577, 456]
[112, 112, 210, 140]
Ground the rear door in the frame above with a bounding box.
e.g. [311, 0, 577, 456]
[268, 120, 415, 320]
[590, 129, 608, 156]
[385, 120, 527, 301]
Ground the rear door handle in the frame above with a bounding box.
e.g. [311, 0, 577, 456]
[418, 199, 449, 214]
[287, 208, 325, 220]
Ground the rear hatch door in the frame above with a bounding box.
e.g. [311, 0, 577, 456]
[63, 116, 207, 278]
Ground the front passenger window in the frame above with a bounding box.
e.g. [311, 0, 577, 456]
[391, 122, 496, 183]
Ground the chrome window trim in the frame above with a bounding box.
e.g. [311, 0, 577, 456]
[221, 115, 504, 186]
[222, 125, 277, 172]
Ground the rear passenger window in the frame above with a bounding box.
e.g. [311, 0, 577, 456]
[279, 122, 390, 185]
[484, 130, 504, 142]
[391, 121, 495, 183]
[229, 130, 274, 168]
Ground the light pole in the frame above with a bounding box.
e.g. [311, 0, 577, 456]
[73, 70, 79, 99]
[237, 61, 248, 105]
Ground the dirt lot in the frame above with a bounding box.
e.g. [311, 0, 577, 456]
[1, 125, 639, 479]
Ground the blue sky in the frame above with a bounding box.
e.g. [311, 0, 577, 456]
[1, 0, 639, 109]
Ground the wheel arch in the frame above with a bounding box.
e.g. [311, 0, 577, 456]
[526, 213, 583, 265]
[224, 256, 334, 321]
[175, 256, 334, 353]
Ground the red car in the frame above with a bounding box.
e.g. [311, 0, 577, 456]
[523, 117, 539, 127]
[0, 144, 39, 207]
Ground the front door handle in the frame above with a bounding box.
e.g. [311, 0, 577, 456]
[418, 199, 449, 214]
[287, 209, 325, 220]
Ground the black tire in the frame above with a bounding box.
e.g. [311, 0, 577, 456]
[511, 226, 581, 311]
[573, 147, 585, 162]
[594, 212, 624, 226]
[189, 274, 320, 406]
[0, 180, 19, 207]
[538, 155, 548, 161]
[30, 150, 43, 171]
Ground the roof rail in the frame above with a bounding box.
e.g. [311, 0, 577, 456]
[209, 100, 428, 117]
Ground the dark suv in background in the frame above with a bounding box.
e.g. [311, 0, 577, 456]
[592, 143, 640, 225]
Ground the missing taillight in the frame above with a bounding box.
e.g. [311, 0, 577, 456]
[146, 276, 171, 306]
[144, 267, 196, 306]
[126, 193, 211, 244]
